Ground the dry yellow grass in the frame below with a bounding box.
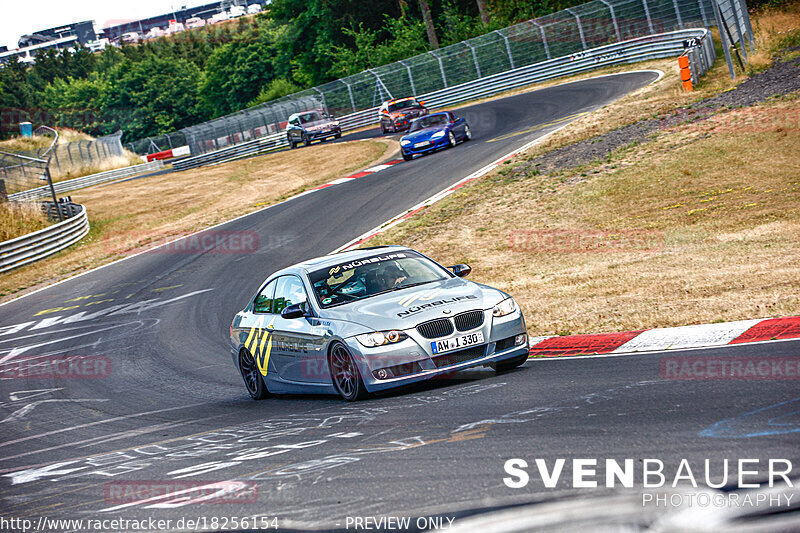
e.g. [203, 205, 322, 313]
[0, 139, 393, 299]
[0, 201, 51, 241]
[369, 93, 800, 335]
[0, 129, 144, 181]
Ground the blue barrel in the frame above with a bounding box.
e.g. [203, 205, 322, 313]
[19, 122, 33, 137]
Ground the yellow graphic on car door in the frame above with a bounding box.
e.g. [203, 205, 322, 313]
[246, 317, 276, 377]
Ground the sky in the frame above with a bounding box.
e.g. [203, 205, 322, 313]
[0, 0, 211, 49]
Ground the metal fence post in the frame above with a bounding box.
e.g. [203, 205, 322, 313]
[430, 50, 448, 88]
[672, 0, 684, 28]
[599, 0, 622, 41]
[312, 87, 328, 112]
[730, 0, 748, 60]
[368, 68, 393, 101]
[566, 9, 588, 50]
[713, 0, 736, 79]
[642, 0, 655, 34]
[462, 41, 482, 78]
[340, 79, 357, 113]
[399, 60, 417, 96]
[531, 21, 551, 59]
[494, 30, 516, 69]
[697, 0, 709, 26]
[738, 0, 755, 50]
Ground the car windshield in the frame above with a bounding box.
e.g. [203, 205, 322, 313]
[308, 251, 449, 308]
[387, 100, 419, 112]
[409, 114, 449, 132]
[299, 111, 323, 124]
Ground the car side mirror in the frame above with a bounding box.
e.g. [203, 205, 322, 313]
[281, 302, 308, 319]
[449, 264, 471, 277]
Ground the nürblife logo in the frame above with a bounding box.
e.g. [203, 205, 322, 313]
[328, 253, 408, 277]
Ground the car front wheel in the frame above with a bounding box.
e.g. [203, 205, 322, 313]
[495, 353, 528, 373]
[303, 133, 311, 146]
[448, 131, 457, 148]
[329, 342, 369, 401]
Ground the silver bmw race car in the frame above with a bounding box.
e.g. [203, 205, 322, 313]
[230, 246, 528, 401]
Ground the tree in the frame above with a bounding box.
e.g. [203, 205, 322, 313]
[418, 0, 441, 48]
[325, 17, 428, 77]
[110, 56, 206, 139]
[199, 40, 277, 117]
[248, 78, 302, 107]
[476, 0, 490, 24]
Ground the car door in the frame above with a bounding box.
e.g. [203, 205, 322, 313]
[449, 112, 466, 136]
[270, 275, 325, 383]
[239, 279, 277, 378]
[288, 117, 301, 139]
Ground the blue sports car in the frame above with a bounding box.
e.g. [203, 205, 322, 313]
[399, 111, 471, 161]
[230, 246, 529, 401]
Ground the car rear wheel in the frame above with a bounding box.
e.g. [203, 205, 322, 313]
[239, 348, 269, 399]
[464, 125, 472, 141]
[329, 342, 369, 401]
[448, 131, 457, 148]
[495, 353, 528, 373]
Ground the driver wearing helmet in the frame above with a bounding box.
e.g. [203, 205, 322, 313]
[380, 264, 407, 289]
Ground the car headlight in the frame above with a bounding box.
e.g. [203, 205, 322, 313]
[356, 330, 408, 348]
[400, 139, 411, 146]
[431, 131, 446, 139]
[492, 297, 517, 318]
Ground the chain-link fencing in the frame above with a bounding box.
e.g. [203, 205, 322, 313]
[173, 0, 722, 156]
[0, 129, 126, 195]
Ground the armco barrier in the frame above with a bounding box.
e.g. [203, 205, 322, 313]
[8, 160, 164, 201]
[0, 203, 89, 273]
[173, 28, 714, 172]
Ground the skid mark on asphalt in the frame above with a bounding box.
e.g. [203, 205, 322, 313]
[453, 379, 665, 433]
[700, 397, 800, 438]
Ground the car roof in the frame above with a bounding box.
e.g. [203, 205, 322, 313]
[288, 110, 324, 119]
[293, 245, 411, 272]
[383, 97, 417, 106]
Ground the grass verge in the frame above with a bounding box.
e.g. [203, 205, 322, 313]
[0, 138, 392, 300]
[0, 202, 51, 241]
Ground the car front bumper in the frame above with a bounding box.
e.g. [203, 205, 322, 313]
[307, 128, 340, 140]
[347, 308, 528, 392]
[401, 136, 450, 157]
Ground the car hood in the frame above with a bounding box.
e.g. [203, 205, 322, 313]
[320, 277, 507, 332]
[401, 126, 448, 143]
[388, 107, 423, 119]
[303, 119, 338, 131]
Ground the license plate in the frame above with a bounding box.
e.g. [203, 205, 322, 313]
[415, 141, 431, 148]
[431, 332, 484, 354]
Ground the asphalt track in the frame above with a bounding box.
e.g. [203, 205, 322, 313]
[1, 70, 798, 530]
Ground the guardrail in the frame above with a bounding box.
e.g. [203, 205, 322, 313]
[8, 160, 164, 201]
[0, 202, 89, 273]
[173, 28, 713, 172]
